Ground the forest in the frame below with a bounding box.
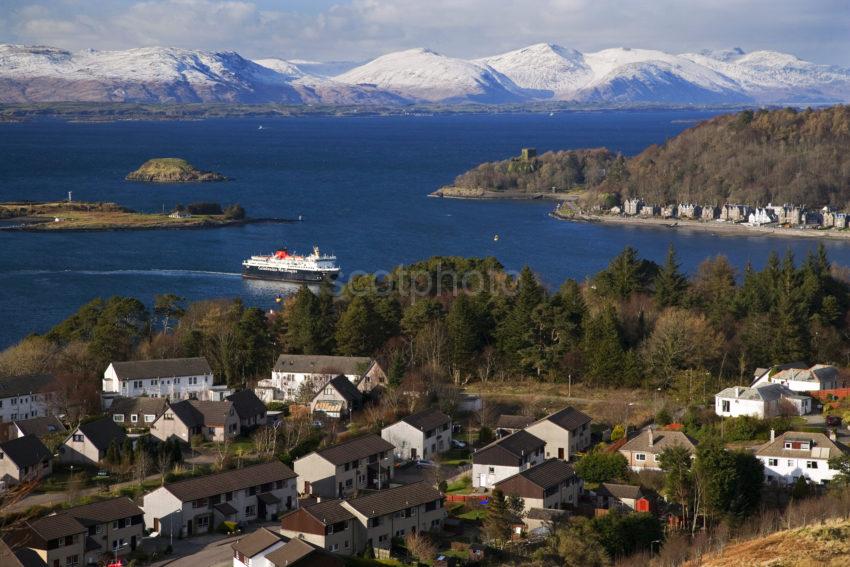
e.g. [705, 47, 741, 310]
[1, 246, 848, 410]
[452, 105, 850, 208]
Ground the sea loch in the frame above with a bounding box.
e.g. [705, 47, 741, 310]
[3, 110, 850, 348]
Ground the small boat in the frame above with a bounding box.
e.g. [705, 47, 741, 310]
[258, 125, 265, 130]
[493, 234, 500, 241]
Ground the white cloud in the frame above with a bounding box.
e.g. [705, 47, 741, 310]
[4, 0, 849, 65]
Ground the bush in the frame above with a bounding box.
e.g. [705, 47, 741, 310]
[223, 204, 245, 220]
[478, 426, 494, 445]
[187, 202, 223, 215]
[575, 451, 628, 484]
[610, 424, 625, 442]
[656, 408, 672, 426]
[218, 521, 238, 534]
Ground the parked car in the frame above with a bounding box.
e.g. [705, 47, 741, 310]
[451, 439, 467, 449]
[416, 459, 438, 468]
[826, 415, 842, 427]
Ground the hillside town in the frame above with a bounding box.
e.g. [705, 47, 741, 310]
[2, 350, 850, 567]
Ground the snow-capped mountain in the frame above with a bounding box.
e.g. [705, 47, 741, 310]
[1, 42, 848, 105]
[334, 48, 526, 103]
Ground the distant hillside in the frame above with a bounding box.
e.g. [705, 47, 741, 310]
[451, 106, 850, 208]
[684, 518, 850, 567]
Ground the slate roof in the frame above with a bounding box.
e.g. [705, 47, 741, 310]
[164, 461, 295, 502]
[313, 434, 394, 466]
[496, 458, 576, 490]
[0, 435, 51, 468]
[231, 527, 286, 558]
[344, 481, 442, 518]
[597, 483, 643, 501]
[167, 399, 234, 427]
[27, 513, 86, 541]
[274, 354, 372, 375]
[473, 430, 545, 466]
[772, 364, 838, 385]
[12, 416, 67, 438]
[107, 397, 168, 419]
[317, 375, 362, 403]
[401, 408, 451, 432]
[756, 431, 848, 460]
[226, 389, 267, 419]
[60, 497, 142, 526]
[109, 357, 212, 380]
[496, 414, 536, 430]
[716, 383, 789, 402]
[265, 538, 341, 567]
[526, 507, 568, 521]
[77, 417, 126, 451]
[0, 374, 55, 398]
[619, 428, 697, 456]
[541, 406, 592, 431]
[302, 498, 355, 525]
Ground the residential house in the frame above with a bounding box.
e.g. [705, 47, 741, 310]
[495, 414, 536, 437]
[619, 428, 697, 471]
[106, 396, 168, 428]
[280, 498, 356, 555]
[231, 527, 288, 567]
[60, 497, 144, 561]
[102, 357, 214, 400]
[0, 373, 56, 423]
[263, 538, 344, 567]
[757, 430, 849, 485]
[6, 415, 66, 441]
[752, 363, 840, 392]
[721, 204, 751, 222]
[143, 461, 297, 537]
[257, 354, 375, 403]
[310, 375, 364, 419]
[525, 406, 592, 461]
[295, 434, 394, 498]
[638, 204, 660, 217]
[226, 390, 268, 430]
[381, 408, 452, 461]
[10, 513, 87, 567]
[678, 204, 702, 219]
[340, 482, 445, 555]
[701, 205, 719, 220]
[0, 435, 52, 488]
[59, 417, 126, 466]
[354, 362, 388, 394]
[660, 204, 678, 219]
[715, 383, 811, 418]
[493, 458, 581, 513]
[748, 207, 777, 226]
[623, 199, 643, 216]
[593, 483, 650, 512]
[472, 430, 545, 489]
[150, 399, 241, 444]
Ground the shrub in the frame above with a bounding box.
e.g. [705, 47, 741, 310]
[575, 451, 628, 484]
[610, 424, 625, 442]
[223, 204, 245, 220]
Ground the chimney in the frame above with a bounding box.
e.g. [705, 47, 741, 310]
[647, 427, 654, 447]
[770, 429, 775, 442]
[735, 386, 741, 397]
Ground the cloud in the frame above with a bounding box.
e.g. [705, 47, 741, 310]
[4, 0, 849, 65]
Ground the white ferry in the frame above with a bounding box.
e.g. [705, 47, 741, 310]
[242, 246, 339, 283]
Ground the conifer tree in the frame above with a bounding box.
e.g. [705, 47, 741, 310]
[446, 294, 481, 374]
[654, 244, 688, 307]
[581, 305, 626, 387]
[482, 489, 513, 545]
[285, 286, 321, 354]
[496, 267, 544, 369]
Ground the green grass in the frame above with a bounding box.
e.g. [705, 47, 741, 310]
[445, 476, 473, 494]
[439, 448, 471, 466]
[458, 509, 487, 521]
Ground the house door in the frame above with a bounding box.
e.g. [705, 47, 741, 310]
[304, 481, 311, 495]
[258, 500, 267, 520]
[187, 519, 193, 535]
[558, 448, 565, 460]
[410, 448, 417, 460]
[479, 473, 488, 488]
[153, 518, 160, 532]
[131, 535, 137, 551]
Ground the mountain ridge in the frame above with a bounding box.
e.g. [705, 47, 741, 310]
[1, 42, 848, 105]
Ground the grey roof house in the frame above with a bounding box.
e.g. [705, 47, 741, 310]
[0, 434, 52, 488]
[59, 417, 127, 466]
[381, 407, 452, 461]
[295, 434, 395, 498]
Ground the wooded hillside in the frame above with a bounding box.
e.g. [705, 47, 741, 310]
[454, 106, 850, 208]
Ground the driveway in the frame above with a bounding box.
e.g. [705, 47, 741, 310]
[148, 521, 278, 567]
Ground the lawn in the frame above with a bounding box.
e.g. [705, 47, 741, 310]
[439, 448, 471, 466]
[457, 509, 487, 521]
[445, 475, 473, 494]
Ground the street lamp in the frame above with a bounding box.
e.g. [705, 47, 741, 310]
[169, 507, 181, 547]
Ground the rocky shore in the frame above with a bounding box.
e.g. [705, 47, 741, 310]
[430, 186, 573, 200]
[126, 158, 227, 183]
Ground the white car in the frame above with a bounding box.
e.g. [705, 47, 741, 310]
[415, 459, 438, 468]
[451, 439, 467, 449]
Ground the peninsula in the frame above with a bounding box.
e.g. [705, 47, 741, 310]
[126, 157, 227, 183]
[0, 201, 287, 232]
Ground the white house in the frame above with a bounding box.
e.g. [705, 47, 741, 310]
[256, 355, 381, 403]
[0, 374, 56, 423]
[102, 357, 214, 400]
[231, 527, 288, 567]
[715, 383, 811, 418]
[381, 407, 452, 461]
[752, 363, 839, 392]
[748, 208, 777, 226]
[472, 430, 545, 489]
[757, 430, 849, 485]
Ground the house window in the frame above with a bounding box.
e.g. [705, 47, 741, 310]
[768, 458, 778, 466]
[144, 414, 155, 423]
[807, 461, 818, 469]
[197, 516, 210, 528]
[72, 434, 84, 442]
[635, 453, 646, 461]
[245, 505, 256, 516]
[488, 467, 495, 473]
[130, 415, 138, 423]
[721, 400, 730, 412]
[325, 387, 333, 395]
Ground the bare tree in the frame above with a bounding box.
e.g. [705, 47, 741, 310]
[214, 437, 232, 470]
[156, 448, 172, 485]
[404, 532, 436, 564]
[134, 449, 151, 484]
[253, 426, 278, 460]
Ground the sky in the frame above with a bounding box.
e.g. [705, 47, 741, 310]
[2, 0, 849, 65]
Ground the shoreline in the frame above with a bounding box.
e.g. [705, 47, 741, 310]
[0, 217, 295, 233]
[429, 187, 574, 201]
[551, 211, 850, 241]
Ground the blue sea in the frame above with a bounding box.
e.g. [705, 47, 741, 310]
[2, 110, 849, 348]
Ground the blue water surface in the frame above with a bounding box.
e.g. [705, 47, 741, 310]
[1, 110, 847, 347]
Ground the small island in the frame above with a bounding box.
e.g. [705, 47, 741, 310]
[0, 201, 290, 232]
[126, 157, 227, 183]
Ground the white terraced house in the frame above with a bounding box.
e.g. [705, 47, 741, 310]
[757, 430, 849, 485]
[256, 355, 381, 403]
[715, 383, 811, 418]
[751, 363, 839, 392]
[0, 374, 56, 423]
[102, 357, 214, 400]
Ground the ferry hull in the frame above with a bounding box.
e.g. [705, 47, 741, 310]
[242, 265, 339, 283]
